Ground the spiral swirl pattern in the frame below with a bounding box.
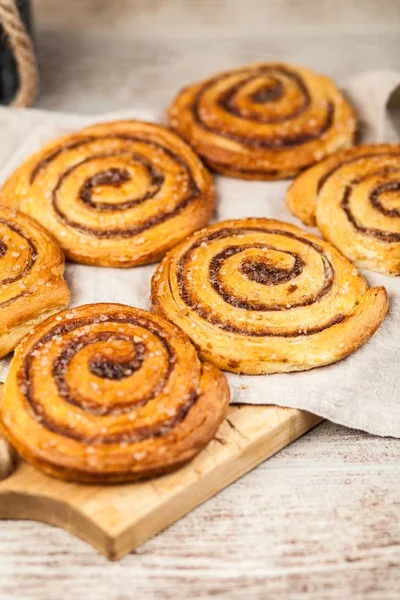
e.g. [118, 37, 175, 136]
[0, 206, 70, 358]
[0, 304, 229, 483]
[168, 63, 356, 180]
[287, 144, 400, 274]
[152, 219, 388, 374]
[1, 120, 215, 267]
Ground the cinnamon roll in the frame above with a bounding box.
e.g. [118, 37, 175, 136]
[167, 63, 356, 180]
[287, 144, 400, 274]
[151, 218, 388, 374]
[0, 206, 70, 358]
[1, 120, 215, 267]
[0, 304, 229, 483]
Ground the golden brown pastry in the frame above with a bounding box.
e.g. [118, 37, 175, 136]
[287, 144, 400, 275]
[167, 62, 356, 180]
[0, 205, 70, 358]
[1, 120, 215, 267]
[0, 303, 230, 483]
[152, 218, 388, 374]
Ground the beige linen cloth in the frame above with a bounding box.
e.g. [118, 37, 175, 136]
[0, 69, 399, 465]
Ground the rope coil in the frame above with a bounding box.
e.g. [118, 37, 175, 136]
[0, 0, 38, 107]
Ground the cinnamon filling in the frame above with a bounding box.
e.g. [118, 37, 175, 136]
[192, 66, 334, 148]
[29, 134, 202, 239]
[19, 313, 201, 444]
[176, 226, 337, 335]
[0, 218, 38, 308]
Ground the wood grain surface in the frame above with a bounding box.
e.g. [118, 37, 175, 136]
[1, 0, 400, 598]
[0, 403, 321, 560]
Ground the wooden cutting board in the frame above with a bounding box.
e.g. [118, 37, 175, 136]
[0, 399, 322, 560]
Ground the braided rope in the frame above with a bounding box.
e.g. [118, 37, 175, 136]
[0, 0, 38, 107]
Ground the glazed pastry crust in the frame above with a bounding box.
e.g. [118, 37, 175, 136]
[0, 206, 70, 358]
[168, 62, 356, 180]
[151, 218, 388, 375]
[287, 144, 400, 274]
[1, 120, 215, 267]
[0, 303, 230, 483]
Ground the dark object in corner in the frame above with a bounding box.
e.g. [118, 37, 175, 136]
[0, 0, 32, 105]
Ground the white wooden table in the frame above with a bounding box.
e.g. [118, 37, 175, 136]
[1, 1, 400, 598]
